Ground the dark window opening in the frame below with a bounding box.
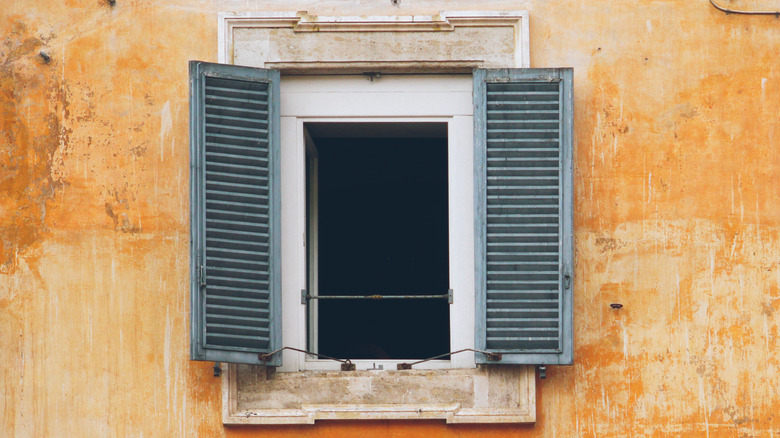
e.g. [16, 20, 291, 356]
[306, 122, 450, 360]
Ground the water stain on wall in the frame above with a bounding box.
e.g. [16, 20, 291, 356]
[0, 19, 67, 272]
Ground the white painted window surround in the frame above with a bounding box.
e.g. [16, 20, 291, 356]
[279, 74, 475, 372]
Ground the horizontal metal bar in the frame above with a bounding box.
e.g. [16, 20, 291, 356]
[301, 289, 452, 304]
[307, 294, 449, 300]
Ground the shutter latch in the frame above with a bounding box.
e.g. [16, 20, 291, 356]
[563, 274, 571, 290]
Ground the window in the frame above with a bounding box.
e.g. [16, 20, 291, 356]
[189, 62, 573, 370]
[304, 122, 450, 360]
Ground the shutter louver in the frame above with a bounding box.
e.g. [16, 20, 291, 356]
[474, 69, 573, 365]
[190, 61, 281, 365]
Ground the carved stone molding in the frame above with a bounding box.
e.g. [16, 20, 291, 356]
[218, 11, 530, 72]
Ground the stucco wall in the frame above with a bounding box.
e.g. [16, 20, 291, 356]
[1, 0, 779, 436]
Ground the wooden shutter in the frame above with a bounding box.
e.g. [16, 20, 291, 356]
[190, 61, 281, 365]
[474, 68, 573, 365]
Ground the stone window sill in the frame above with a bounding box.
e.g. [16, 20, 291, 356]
[222, 364, 535, 425]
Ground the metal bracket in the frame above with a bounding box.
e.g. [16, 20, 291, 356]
[301, 289, 307, 305]
[341, 362, 356, 371]
[538, 365, 546, 379]
[447, 289, 453, 304]
[563, 274, 571, 290]
[213, 362, 221, 377]
[364, 72, 382, 81]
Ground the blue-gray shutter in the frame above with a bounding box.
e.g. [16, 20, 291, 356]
[474, 68, 573, 365]
[190, 61, 281, 365]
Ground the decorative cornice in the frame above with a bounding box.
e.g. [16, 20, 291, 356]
[220, 10, 527, 32]
[218, 10, 530, 68]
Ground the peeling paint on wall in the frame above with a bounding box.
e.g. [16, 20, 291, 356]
[0, 19, 66, 272]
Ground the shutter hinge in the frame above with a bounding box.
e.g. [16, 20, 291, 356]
[199, 265, 207, 289]
[301, 289, 307, 305]
[448, 289, 453, 304]
[485, 352, 502, 362]
[563, 274, 571, 290]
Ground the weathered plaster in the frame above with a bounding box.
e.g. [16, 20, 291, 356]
[1, 0, 779, 437]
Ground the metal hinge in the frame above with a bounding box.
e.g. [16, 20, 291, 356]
[563, 274, 571, 290]
[199, 265, 207, 289]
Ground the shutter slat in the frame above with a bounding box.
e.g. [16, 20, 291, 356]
[205, 111, 269, 126]
[206, 141, 269, 152]
[487, 298, 558, 306]
[206, 122, 268, 136]
[205, 94, 269, 108]
[486, 317, 559, 324]
[207, 274, 269, 287]
[205, 84, 268, 96]
[208, 259, 268, 273]
[488, 119, 559, 125]
[206, 238, 268, 253]
[206, 151, 269, 165]
[207, 199, 269, 213]
[206, 170, 268, 182]
[206, 130, 268, 143]
[208, 295, 269, 306]
[206, 190, 268, 204]
[208, 265, 268, 279]
[206, 285, 270, 299]
[487, 138, 559, 144]
[206, 303, 270, 317]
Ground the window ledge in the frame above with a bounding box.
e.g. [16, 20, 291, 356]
[222, 364, 535, 425]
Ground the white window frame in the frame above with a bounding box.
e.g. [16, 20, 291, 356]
[277, 74, 476, 372]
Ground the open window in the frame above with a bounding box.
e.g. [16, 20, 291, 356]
[189, 62, 573, 370]
[304, 122, 450, 360]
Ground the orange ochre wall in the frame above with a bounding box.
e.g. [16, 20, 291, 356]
[1, 0, 779, 436]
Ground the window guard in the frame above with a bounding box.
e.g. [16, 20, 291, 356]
[301, 289, 453, 304]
